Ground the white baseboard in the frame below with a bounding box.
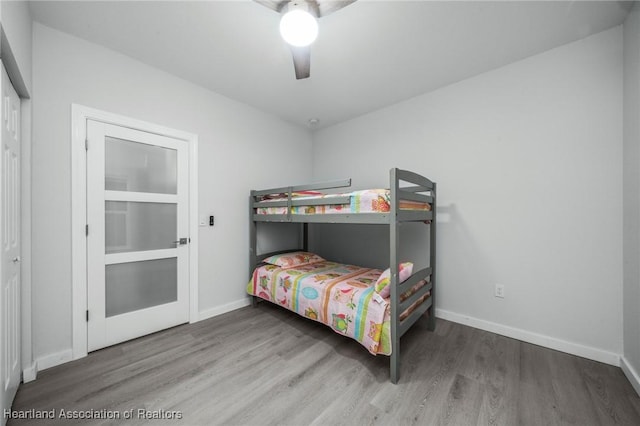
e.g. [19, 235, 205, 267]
[35, 349, 73, 372]
[22, 362, 37, 383]
[435, 308, 620, 366]
[198, 298, 252, 322]
[621, 356, 640, 396]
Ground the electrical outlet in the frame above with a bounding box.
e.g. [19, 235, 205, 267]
[495, 284, 505, 298]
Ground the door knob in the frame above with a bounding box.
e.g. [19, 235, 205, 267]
[12, 257, 20, 263]
[172, 238, 188, 245]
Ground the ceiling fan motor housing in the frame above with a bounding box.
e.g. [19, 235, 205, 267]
[282, 0, 319, 18]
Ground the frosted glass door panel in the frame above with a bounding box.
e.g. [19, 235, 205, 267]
[106, 258, 177, 317]
[105, 201, 176, 254]
[105, 137, 177, 194]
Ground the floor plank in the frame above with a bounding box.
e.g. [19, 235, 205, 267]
[8, 303, 640, 425]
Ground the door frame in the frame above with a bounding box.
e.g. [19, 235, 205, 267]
[71, 104, 199, 360]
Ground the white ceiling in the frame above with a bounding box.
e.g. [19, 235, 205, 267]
[29, 0, 632, 129]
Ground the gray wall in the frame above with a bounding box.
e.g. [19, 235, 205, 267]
[31, 23, 313, 362]
[311, 27, 623, 361]
[623, 2, 640, 388]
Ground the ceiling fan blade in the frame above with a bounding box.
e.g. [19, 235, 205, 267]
[290, 46, 311, 79]
[255, 0, 358, 17]
[316, 0, 357, 17]
[254, 0, 286, 13]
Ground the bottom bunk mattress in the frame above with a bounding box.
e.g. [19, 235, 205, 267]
[247, 258, 429, 355]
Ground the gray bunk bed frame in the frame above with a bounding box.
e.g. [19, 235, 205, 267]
[249, 168, 436, 384]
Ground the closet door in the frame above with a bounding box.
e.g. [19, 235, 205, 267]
[0, 64, 21, 420]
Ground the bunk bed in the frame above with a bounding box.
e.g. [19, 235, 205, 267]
[247, 168, 436, 384]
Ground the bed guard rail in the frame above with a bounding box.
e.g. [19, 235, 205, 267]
[251, 169, 434, 223]
[250, 178, 352, 197]
[251, 178, 353, 221]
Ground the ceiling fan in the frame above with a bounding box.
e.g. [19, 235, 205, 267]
[255, 0, 357, 79]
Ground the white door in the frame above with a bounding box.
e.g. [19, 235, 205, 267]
[0, 65, 21, 418]
[87, 120, 190, 351]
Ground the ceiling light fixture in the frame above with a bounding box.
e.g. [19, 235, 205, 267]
[279, 1, 318, 47]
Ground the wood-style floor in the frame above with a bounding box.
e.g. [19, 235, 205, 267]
[9, 303, 640, 425]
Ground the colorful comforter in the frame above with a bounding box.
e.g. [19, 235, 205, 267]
[255, 189, 430, 215]
[247, 261, 431, 355]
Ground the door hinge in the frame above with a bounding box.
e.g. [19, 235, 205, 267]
[85, 138, 88, 151]
[85, 224, 89, 236]
[86, 310, 89, 322]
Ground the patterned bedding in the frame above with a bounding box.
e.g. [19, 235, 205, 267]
[255, 189, 430, 215]
[247, 260, 430, 355]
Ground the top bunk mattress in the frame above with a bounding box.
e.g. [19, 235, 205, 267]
[255, 189, 430, 216]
